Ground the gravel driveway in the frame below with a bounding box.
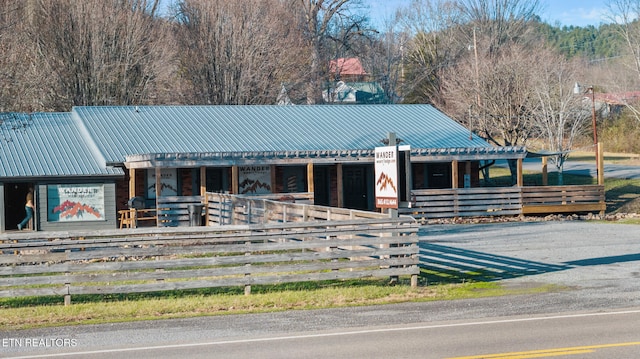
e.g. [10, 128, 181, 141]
[419, 220, 640, 307]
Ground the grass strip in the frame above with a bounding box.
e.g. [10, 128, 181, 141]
[0, 276, 563, 331]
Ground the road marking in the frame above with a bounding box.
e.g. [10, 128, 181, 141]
[446, 341, 640, 359]
[5, 308, 640, 359]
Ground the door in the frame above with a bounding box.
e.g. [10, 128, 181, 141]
[343, 165, 370, 210]
[313, 166, 330, 206]
[4, 183, 33, 231]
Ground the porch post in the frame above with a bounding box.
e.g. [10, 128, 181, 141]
[517, 158, 523, 187]
[155, 167, 161, 226]
[541, 157, 548, 186]
[307, 162, 314, 193]
[597, 142, 604, 185]
[337, 163, 343, 208]
[200, 166, 208, 225]
[465, 161, 471, 188]
[451, 160, 458, 189]
[128, 168, 136, 199]
[270, 165, 277, 193]
[232, 165, 239, 194]
[200, 167, 206, 196]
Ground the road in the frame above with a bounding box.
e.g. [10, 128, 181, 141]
[498, 158, 640, 179]
[2, 221, 640, 358]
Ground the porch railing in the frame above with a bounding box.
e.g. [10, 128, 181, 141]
[400, 185, 605, 219]
[206, 192, 388, 225]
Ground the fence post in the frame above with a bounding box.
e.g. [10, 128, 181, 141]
[283, 205, 287, 223]
[64, 272, 71, 306]
[263, 199, 268, 224]
[244, 255, 252, 295]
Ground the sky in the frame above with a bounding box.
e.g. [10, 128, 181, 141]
[368, 0, 609, 28]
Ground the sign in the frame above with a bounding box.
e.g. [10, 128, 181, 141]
[374, 146, 399, 208]
[47, 184, 105, 222]
[147, 168, 178, 198]
[239, 165, 272, 194]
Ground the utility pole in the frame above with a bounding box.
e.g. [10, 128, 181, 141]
[588, 86, 599, 179]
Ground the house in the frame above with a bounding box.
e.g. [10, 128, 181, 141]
[329, 58, 368, 82]
[325, 58, 387, 104]
[1, 104, 529, 232]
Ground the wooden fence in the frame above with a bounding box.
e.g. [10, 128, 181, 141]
[401, 185, 605, 219]
[521, 185, 606, 215]
[206, 192, 388, 225]
[0, 218, 419, 304]
[401, 187, 522, 219]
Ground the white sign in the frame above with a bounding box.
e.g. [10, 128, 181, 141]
[374, 146, 398, 209]
[147, 168, 178, 198]
[47, 184, 105, 222]
[239, 165, 272, 194]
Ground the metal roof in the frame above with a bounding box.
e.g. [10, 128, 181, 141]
[0, 113, 123, 179]
[73, 105, 500, 164]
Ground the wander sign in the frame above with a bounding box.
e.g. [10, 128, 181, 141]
[374, 146, 399, 209]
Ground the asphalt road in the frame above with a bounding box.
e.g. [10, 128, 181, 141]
[499, 158, 640, 179]
[2, 221, 640, 358]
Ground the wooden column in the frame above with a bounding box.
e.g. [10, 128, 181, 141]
[517, 158, 523, 187]
[270, 165, 277, 193]
[404, 150, 412, 203]
[155, 167, 161, 227]
[597, 142, 604, 185]
[129, 168, 136, 199]
[231, 166, 239, 194]
[451, 160, 458, 189]
[200, 167, 206, 196]
[465, 161, 471, 188]
[337, 163, 343, 208]
[307, 162, 314, 193]
[200, 166, 208, 226]
[542, 157, 548, 186]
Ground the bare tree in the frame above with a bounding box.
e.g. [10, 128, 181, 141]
[0, 1, 39, 112]
[397, 0, 463, 105]
[174, 0, 303, 105]
[456, 0, 542, 54]
[605, 0, 640, 119]
[298, 0, 367, 104]
[29, 0, 167, 110]
[529, 49, 591, 184]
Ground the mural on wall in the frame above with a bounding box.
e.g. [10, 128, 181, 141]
[48, 184, 105, 222]
[147, 168, 178, 198]
[239, 165, 272, 194]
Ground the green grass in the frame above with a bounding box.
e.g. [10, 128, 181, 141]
[0, 273, 563, 331]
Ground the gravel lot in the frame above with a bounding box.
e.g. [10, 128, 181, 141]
[419, 220, 640, 308]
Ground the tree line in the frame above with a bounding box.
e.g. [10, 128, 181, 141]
[3, 0, 640, 173]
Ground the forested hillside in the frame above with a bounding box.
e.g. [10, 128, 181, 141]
[539, 22, 624, 61]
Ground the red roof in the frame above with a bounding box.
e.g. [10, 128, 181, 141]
[329, 58, 367, 76]
[592, 91, 640, 105]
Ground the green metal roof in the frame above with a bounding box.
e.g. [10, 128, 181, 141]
[0, 113, 123, 179]
[73, 104, 503, 164]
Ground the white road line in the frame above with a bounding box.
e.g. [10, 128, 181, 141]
[5, 308, 640, 359]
